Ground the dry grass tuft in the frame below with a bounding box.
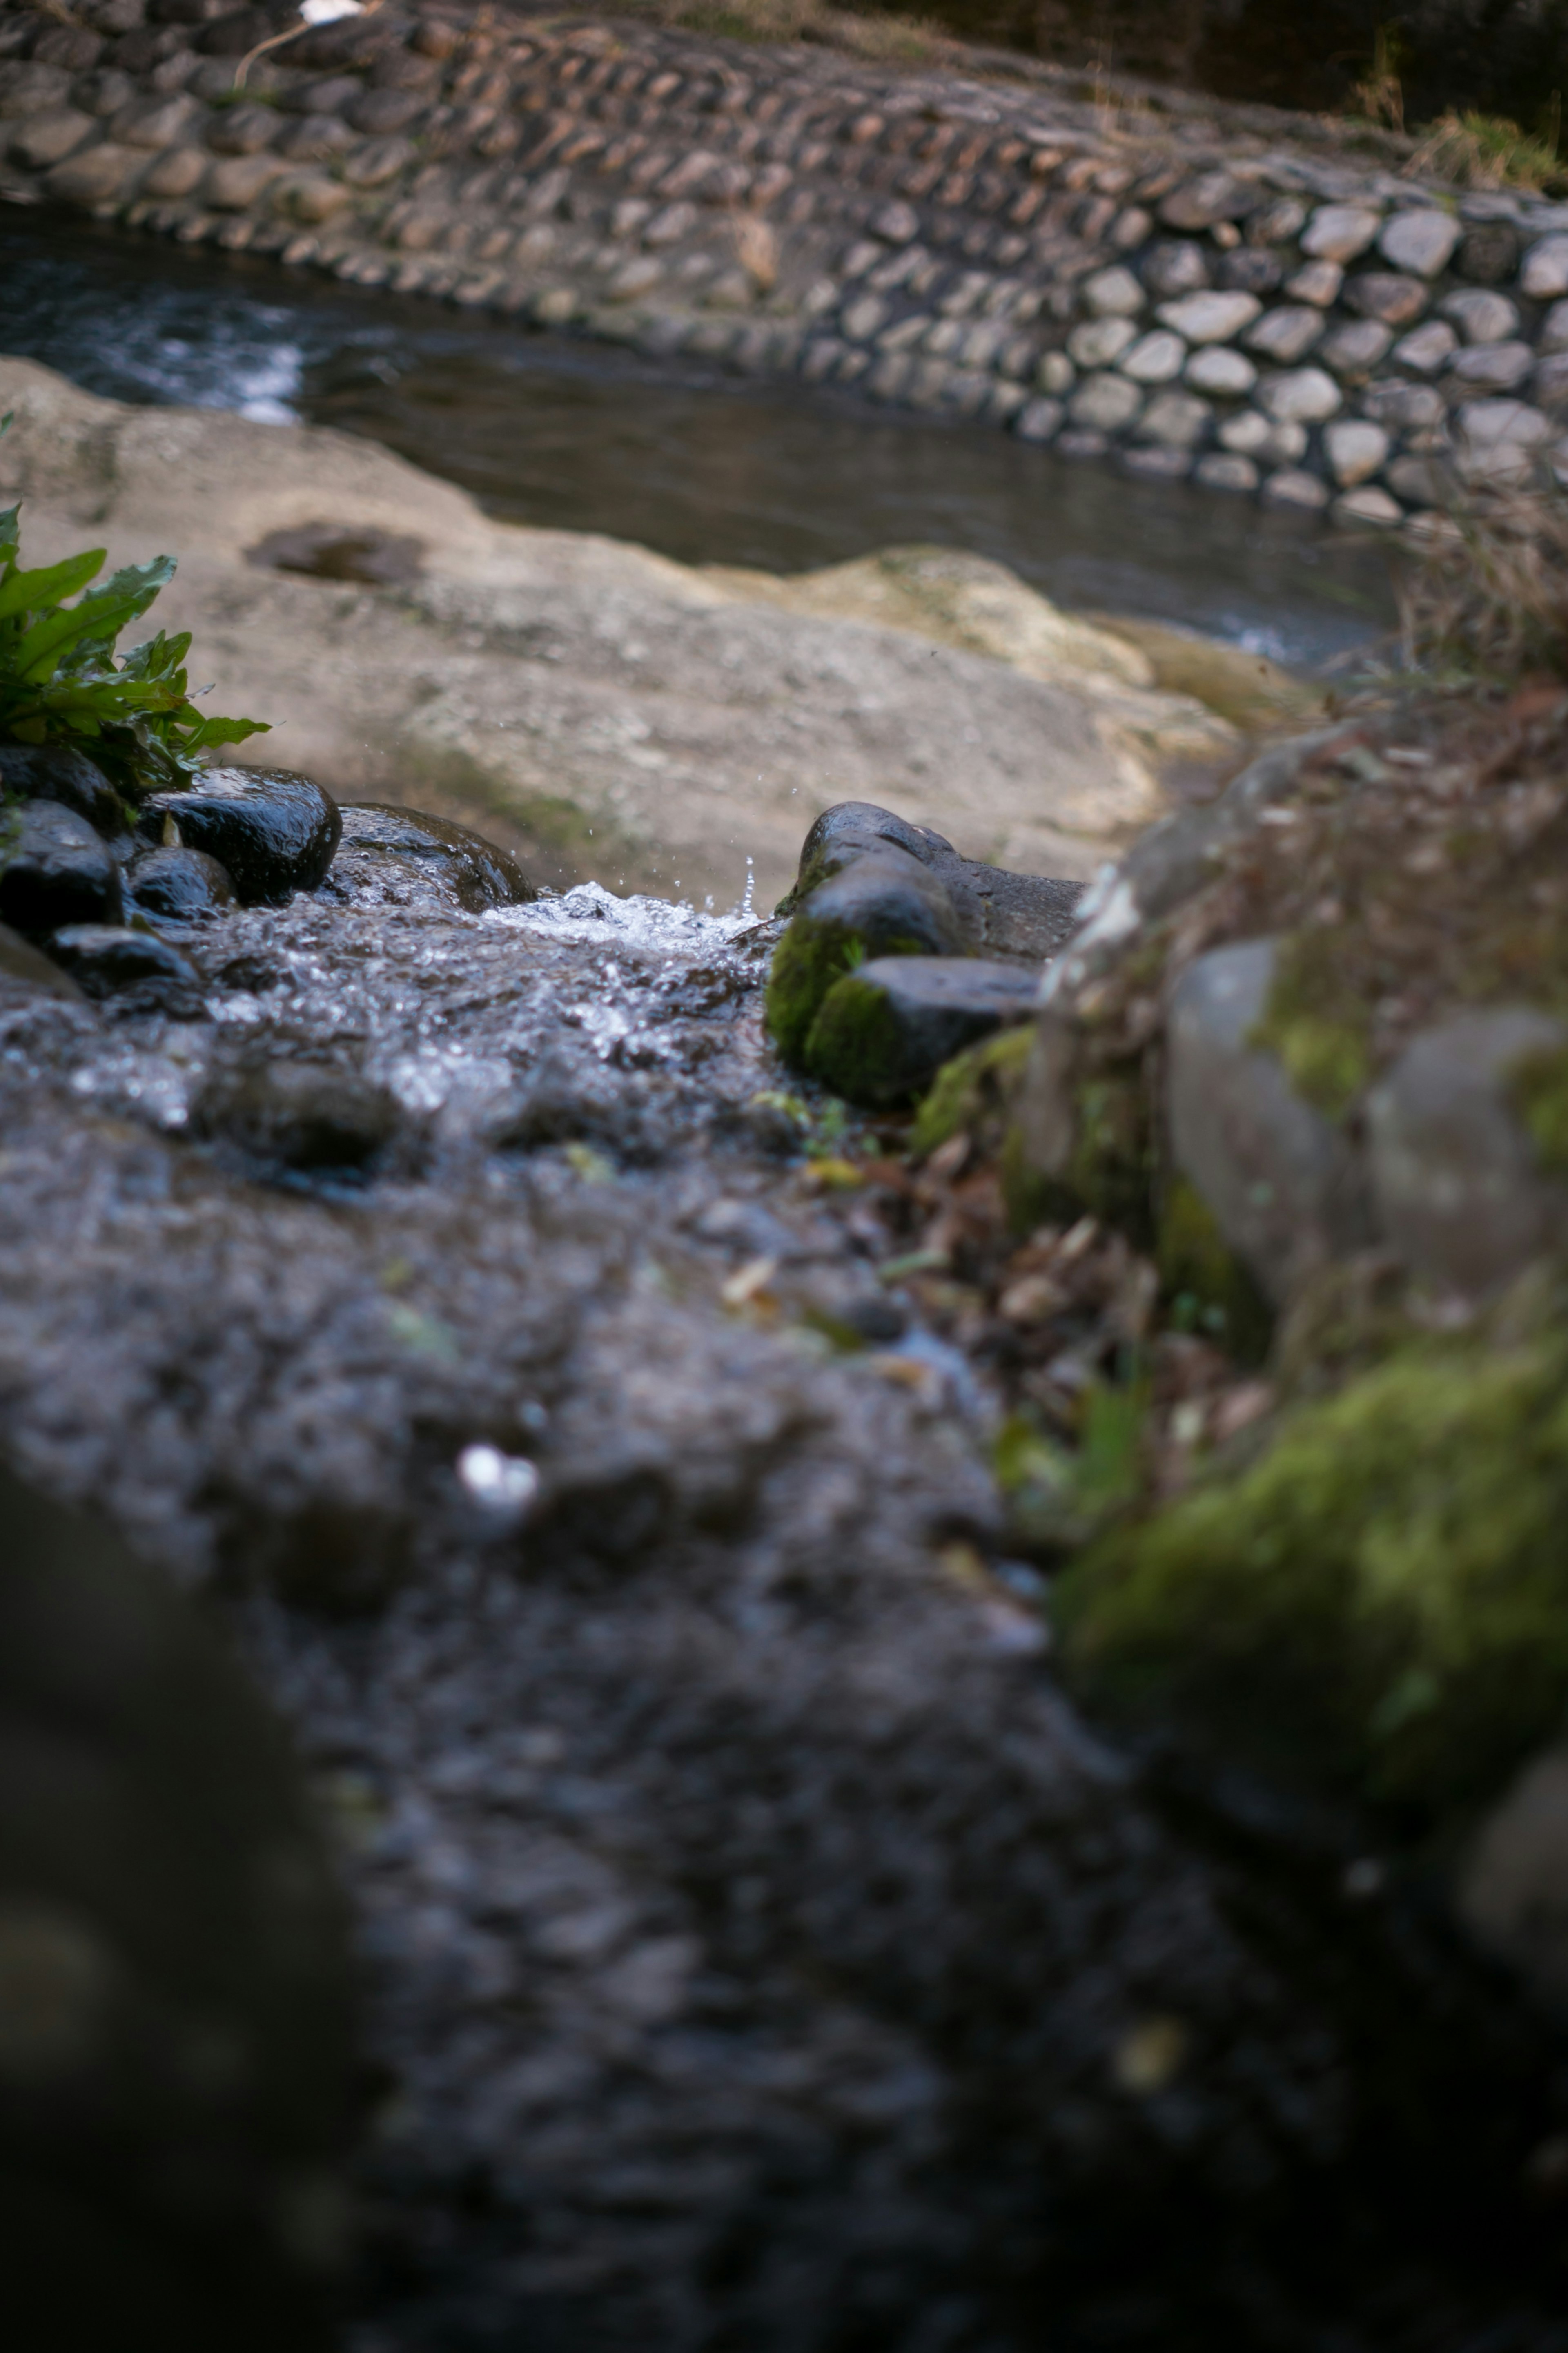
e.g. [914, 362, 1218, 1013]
[1399, 484, 1568, 682]
[1403, 109, 1566, 192]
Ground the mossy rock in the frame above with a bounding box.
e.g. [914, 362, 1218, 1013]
[764, 852, 964, 1066]
[1056, 1328, 1568, 1827]
[1511, 1040, 1568, 1178]
[802, 973, 911, 1108]
[1157, 1172, 1273, 1363]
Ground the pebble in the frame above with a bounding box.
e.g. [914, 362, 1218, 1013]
[125, 845, 236, 925]
[1185, 344, 1256, 396]
[1195, 451, 1259, 491]
[1319, 319, 1394, 377]
[1262, 466, 1331, 511]
[1069, 371, 1143, 431]
[1081, 263, 1144, 316]
[1119, 329, 1186, 384]
[1283, 258, 1343, 307]
[1245, 306, 1325, 363]
[1448, 341, 1537, 391]
[1137, 389, 1210, 447]
[1392, 319, 1459, 374]
[1067, 315, 1135, 367]
[1155, 290, 1261, 343]
[1323, 419, 1390, 486]
[1441, 289, 1521, 345]
[1344, 272, 1429, 327]
[1522, 236, 1568, 298]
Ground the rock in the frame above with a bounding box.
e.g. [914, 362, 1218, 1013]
[1362, 380, 1444, 431]
[1521, 236, 1568, 299]
[1258, 367, 1341, 424]
[765, 850, 966, 1064]
[1457, 222, 1519, 283]
[1140, 240, 1209, 300]
[1154, 290, 1261, 344]
[0, 919, 85, 1001]
[1277, 260, 1338, 309]
[44, 921, 204, 1010]
[1365, 1008, 1568, 1298]
[1344, 273, 1428, 327]
[1323, 419, 1391, 486]
[1185, 345, 1256, 397]
[1218, 248, 1283, 296]
[1461, 1745, 1568, 2009]
[1245, 305, 1326, 362]
[0, 801, 124, 936]
[1448, 341, 1536, 393]
[1013, 395, 1063, 442]
[125, 845, 237, 923]
[788, 801, 1082, 961]
[43, 140, 141, 202]
[1301, 204, 1382, 263]
[1136, 390, 1210, 448]
[804, 956, 1038, 1108]
[1118, 330, 1186, 384]
[194, 1056, 403, 1173]
[1386, 453, 1456, 506]
[0, 740, 125, 838]
[1319, 319, 1395, 379]
[1261, 467, 1330, 511]
[1541, 299, 1568, 355]
[1068, 372, 1142, 433]
[1392, 319, 1459, 374]
[1334, 486, 1403, 526]
[1454, 399, 1555, 484]
[1536, 354, 1568, 409]
[1441, 289, 1521, 345]
[1165, 939, 1374, 1305]
[1195, 451, 1259, 491]
[1377, 208, 1461, 278]
[134, 767, 341, 905]
[0, 1461, 352, 2352]
[1067, 316, 1135, 368]
[1081, 264, 1144, 316]
[1159, 171, 1254, 230]
[330, 804, 537, 914]
[8, 106, 95, 166]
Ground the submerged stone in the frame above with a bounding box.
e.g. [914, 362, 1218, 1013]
[0, 800, 124, 936]
[135, 768, 341, 905]
[804, 955, 1038, 1108]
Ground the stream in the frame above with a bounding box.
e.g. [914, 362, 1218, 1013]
[2, 208, 1399, 675]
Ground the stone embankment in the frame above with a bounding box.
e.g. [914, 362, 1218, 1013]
[5, 0, 1568, 525]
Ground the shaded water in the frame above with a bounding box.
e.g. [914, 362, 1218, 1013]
[2, 211, 1397, 672]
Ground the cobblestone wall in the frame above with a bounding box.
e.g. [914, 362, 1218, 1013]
[6, 0, 1568, 529]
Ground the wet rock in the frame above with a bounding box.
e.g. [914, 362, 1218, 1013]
[1366, 1008, 1568, 1298]
[135, 768, 341, 905]
[0, 800, 124, 936]
[193, 1057, 402, 1174]
[45, 923, 203, 1010]
[0, 740, 125, 839]
[0, 1460, 352, 2353]
[805, 955, 1038, 1108]
[125, 845, 236, 925]
[329, 803, 536, 914]
[788, 802, 1084, 964]
[0, 918, 85, 1001]
[1166, 939, 1375, 1306]
[766, 850, 965, 1064]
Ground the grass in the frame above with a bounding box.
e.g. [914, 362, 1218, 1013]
[1404, 109, 1567, 193]
[1398, 485, 1568, 685]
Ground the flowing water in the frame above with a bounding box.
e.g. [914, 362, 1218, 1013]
[2, 209, 1398, 674]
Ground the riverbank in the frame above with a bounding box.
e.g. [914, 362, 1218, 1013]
[4, 0, 1568, 526]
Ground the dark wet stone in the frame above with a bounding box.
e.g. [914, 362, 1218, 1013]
[766, 849, 967, 1064]
[194, 1057, 402, 1172]
[807, 955, 1039, 1108]
[0, 918, 86, 1001]
[789, 800, 1084, 962]
[135, 768, 341, 906]
[0, 800, 125, 936]
[0, 740, 126, 839]
[0, 1459, 353, 2353]
[46, 923, 203, 1007]
[331, 803, 537, 914]
[125, 845, 237, 926]
[247, 524, 425, 588]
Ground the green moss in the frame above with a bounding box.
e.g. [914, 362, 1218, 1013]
[1510, 1042, 1568, 1178]
[801, 974, 912, 1108]
[765, 916, 923, 1066]
[1157, 1173, 1273, 1364]
[1066, 1066, 1154, 1241]
[1250, 931, 1372, 1121]
[912, 1025, 1034, 1158]
[1057, 1333, 1568, 1823]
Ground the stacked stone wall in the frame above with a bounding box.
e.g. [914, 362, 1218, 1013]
[6, 0, 1568, 526]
